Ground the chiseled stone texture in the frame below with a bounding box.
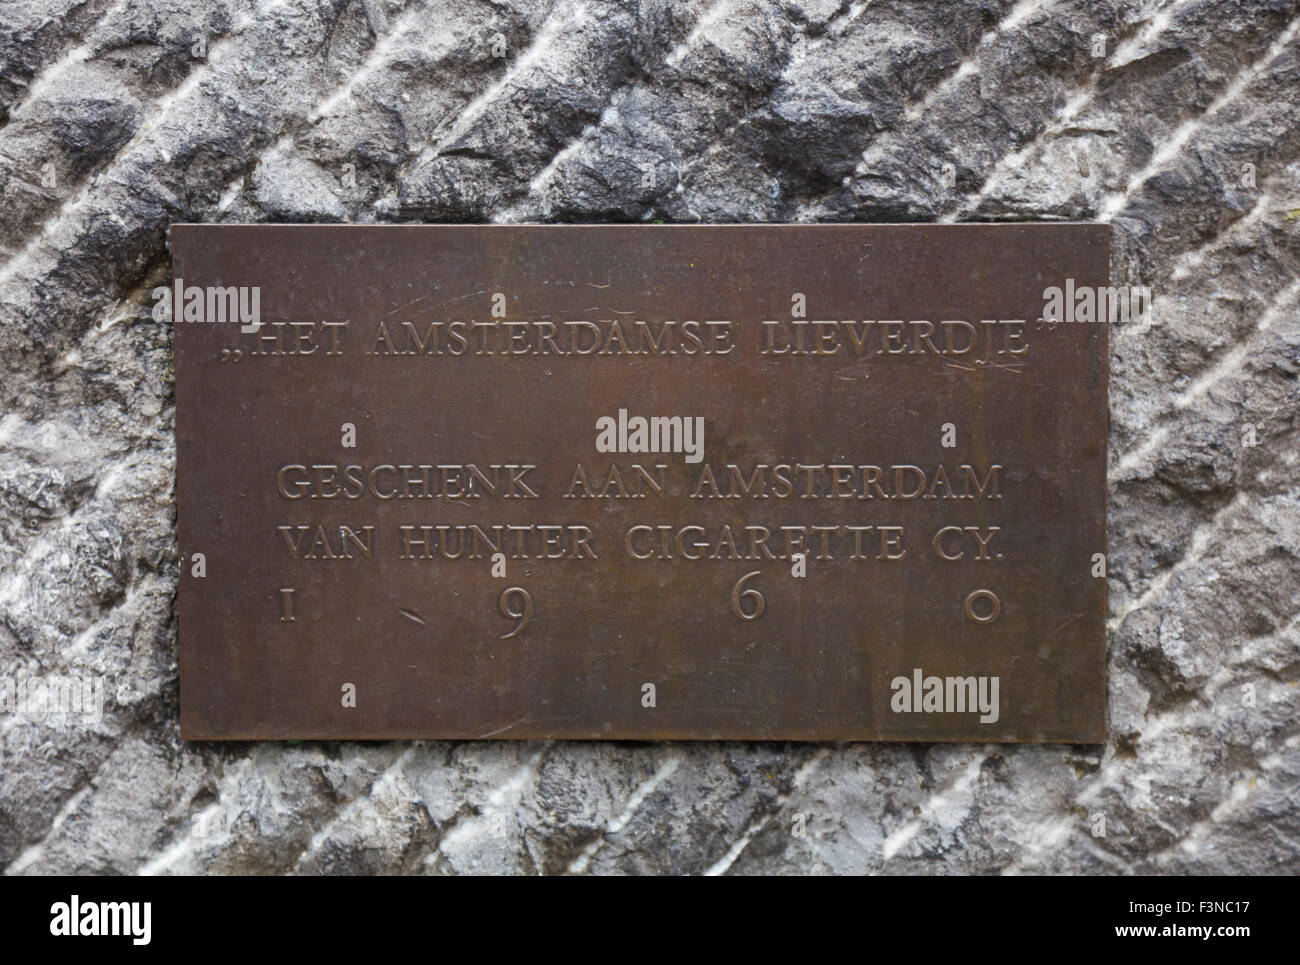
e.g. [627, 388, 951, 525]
[1, 0, 1297, 875]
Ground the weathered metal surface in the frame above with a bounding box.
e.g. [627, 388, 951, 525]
[173, 223, 1108, 741]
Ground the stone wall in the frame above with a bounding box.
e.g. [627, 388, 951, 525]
[0, 0, 1297, 874]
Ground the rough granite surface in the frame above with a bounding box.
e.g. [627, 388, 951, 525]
[0, 0, 1298, 875]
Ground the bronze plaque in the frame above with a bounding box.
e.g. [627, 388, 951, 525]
[173, 224, 1108, 742]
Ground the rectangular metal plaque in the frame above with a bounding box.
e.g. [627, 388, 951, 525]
[174, 223, 1108, 742]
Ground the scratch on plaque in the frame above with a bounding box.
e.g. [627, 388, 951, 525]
[945, 361, 977, 373]
[383, 293, 430, 318]
[399, 607, 427, 626]
[434, 288, 489, 309]
[628, 670, 736, 696]
[478, 716, 532, 738]
[1053, 615, 1083, 634]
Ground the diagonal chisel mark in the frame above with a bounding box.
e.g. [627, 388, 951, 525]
[1100, 13, 1300, 220]
[702, 748, 829, 875]
[567, 752, 683, 874]
[0, 0, 428, 318]
[945, 0, 1202, 222]
[1115, 278, 1300, 476]
[2, 0, 130, 121]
